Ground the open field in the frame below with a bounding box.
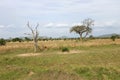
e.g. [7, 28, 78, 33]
[0, 39, 120, 80]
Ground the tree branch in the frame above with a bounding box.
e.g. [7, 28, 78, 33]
[27, 22, 34, 34]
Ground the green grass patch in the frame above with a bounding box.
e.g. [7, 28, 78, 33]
[0, 44, 120, 80]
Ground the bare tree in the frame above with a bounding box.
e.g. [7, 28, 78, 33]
[25, 22, 39, 53]
[82, 18, 94, 38]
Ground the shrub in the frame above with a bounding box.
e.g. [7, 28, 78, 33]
[12, 38, 23, 42]
[89, 35, 95, 39]
[61, 47, 69, 52]
[0, 39, 6, 46]
[24, 37, 31, 42]
[111, 35, 116, 41]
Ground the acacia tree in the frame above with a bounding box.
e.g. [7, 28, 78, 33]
[70, 18, 94, 41]
[25, 22, 39, 53]
[70, 25, 86, 41]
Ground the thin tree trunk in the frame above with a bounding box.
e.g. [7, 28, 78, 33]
[79, 33, 83, 42]
[83, 32, 88, 41]
[84, 32, 88, 39]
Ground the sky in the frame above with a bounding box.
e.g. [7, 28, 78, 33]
[0, 0, 120, 38]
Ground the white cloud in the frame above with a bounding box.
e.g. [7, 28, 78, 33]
[7, 24, 15, 28]
[56, 23, 69, 27]
[95, 20, 120, 28]
[0, 24, 14, 29]
[44, 22, 86, 28]
[44, 23, 69, 27]
[0, 25, 5, 28]
[44, 23, 54, 27]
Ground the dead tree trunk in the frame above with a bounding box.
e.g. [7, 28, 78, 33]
[27, 22, 39, 53]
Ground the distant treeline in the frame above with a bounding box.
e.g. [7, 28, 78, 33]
[0, 35, 120, 43]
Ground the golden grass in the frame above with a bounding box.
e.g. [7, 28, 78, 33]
[0, 39, 120, 52]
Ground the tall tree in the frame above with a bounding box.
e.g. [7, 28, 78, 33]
[25, 22, 39, 53]
[70, 18, 94, 41]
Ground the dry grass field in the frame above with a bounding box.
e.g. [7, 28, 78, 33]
[0, 39, 120, 80]
[1, 39, 120, 51]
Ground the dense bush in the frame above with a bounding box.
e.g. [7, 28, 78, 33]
[12, 38, 23, 42]
[61, 47, 69, 52]
[0, 39, 6, 46]
[111, 35, 116, 41]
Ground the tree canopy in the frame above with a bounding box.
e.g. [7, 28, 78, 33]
[70, 18, 94, 41]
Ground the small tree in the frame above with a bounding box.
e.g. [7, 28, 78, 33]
[111, 35, 116, 41]
[0, 38, 6, 46]
[25, 22, 39, 53]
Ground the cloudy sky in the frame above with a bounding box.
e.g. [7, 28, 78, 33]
[0, 0, 120, 38]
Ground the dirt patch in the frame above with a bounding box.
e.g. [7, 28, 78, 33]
[28, 71, 35, 76]
[17, 50, 83, 57]
[17, 53, 41, 57]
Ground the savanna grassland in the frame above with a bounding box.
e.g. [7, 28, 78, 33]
[0, 39, 120, 80]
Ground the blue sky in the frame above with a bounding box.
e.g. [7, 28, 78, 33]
[0, 0, 120, 38]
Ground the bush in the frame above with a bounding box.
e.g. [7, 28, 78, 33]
[0, 39, 6, 46]
[12, 38, 23, 42]
[89, 35, 95, 39]
[24, 37, 31, 42]
[61, 47, 69, 52]
[111, 35, 116, 41]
